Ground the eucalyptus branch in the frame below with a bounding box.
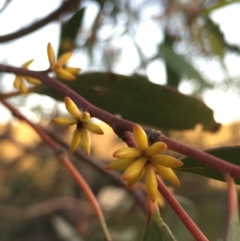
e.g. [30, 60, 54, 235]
[46, 128, 147, 213]
[1, 63, 240, 182]
[0, 0, 78, 43]
[0, 64, 134, 136]
[160, 135, 240, 179]
[0, 94, 112, 241]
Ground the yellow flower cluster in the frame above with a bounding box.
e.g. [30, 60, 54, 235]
[13, 60, 41, 94]
[106, 124, 182, 202]
[47, 43, 81, 81]
[52, 97, 104, 155]
[13, 43, 81, 94]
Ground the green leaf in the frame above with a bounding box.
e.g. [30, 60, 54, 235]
[162, 196, 196, 241]
[178, 146, 240, 184]
[205, 18, 240, 57]
[166, 64, 181, 88]
[159, 40, 212, 88]
[203, 0, 239, 16]
[35, 72, 220, 131]
[58, 8, 85, 55]
[142, 215, 176, 241]
[206, 18, 225, 58]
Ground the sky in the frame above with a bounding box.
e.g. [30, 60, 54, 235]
[0, 0, 240, 125]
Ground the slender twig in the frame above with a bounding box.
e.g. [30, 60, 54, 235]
[0, 95, 112, 241]
[60, 155, 112, 241]
[161, 135, 240, 180]
[224, 174, 239, 241]
[1, 64, 240, 181]
[0, 0, 13, 14]
[0, 65, 134, 136]
[0, 196, 90, 221]
[0, 0, 77, 43]
[45, 129, 147, 213]
[157, 177, 209, 241]
[0, 82, 147, 213]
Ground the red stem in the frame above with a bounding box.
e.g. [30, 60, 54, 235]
[157, 177, 209, 241]
[0, 95, 112, 241]
[162, 136, 240, 180]
[224, 174, 239, 241]
[1, 64, 240, 181]
[60, 156, 112, 241]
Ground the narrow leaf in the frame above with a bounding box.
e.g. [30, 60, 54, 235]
[166, 64, 180, 88]
[35, 72, 220, 131]
[178, 146, 240, 184]
[203, 0, 239, 16]
[159, 40, 211, 88]
[142, 215, 176, 241]
[58, 8, 85, 55]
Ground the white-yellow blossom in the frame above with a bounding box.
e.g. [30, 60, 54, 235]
[106, 124, 182, 202]
[47, 43, 81, 81]
[52, 97, 104, 155]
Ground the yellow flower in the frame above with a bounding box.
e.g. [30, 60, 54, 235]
[13, 59, 41, 94]
[47, 43, 81, 81]
[52, 97, 104, 155]
[106, 124, 183, 202]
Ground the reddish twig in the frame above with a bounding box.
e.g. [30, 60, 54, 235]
[0, 65, 134, 136]
[45, 129, 147, 213]
[0, 0, 77, 43]
[1, 64, 240, 181]
[161, 135, 240, 180]
[224, 174, 239, 241]
[60, 155, 112, 241]
[0, 94, 112, 241]
[157, 176, 209, 241]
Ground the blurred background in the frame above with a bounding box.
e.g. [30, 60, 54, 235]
[0, 0, 240, 240]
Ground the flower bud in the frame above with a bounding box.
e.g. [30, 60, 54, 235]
[56, 68, 76, 81]
[57, 52, 73, 66]
[64, 97, 82, 118]
[69, 129, 81, 153]
[64, 67, 81, 75]
[122, 157, 148, 181]
[52, 117, 78, 126]
[47, 43, 55, 66]
[144, 142, 167, 156]
[156, 191, 165, 207]
[19, 81, 28, 94]
[79, 128, 91, 156]
[133, 124, 148, 150]
[145, 164, 158, 202]
[13, 76, 22, 89]
[150, 155, 183, 168]
[22, 59, 34, 68]
[81, 112, 91, 122]
[126, 168, 144, 189]
[153, 164, 180, 187]
[84, 121, 104, 135]
[113, 147, 142, 159]
[105, 158, 135, 170]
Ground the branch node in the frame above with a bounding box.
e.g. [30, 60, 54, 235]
[146, 129, 163, 144]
